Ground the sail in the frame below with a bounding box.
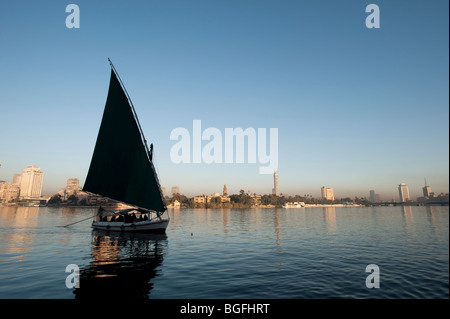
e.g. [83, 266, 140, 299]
[83, 69, 166, 212]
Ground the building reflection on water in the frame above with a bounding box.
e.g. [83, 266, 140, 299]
[274, 208, 282, 249]
[401, 205, 415, 234]
[0, 207, 39, 262]
[323, 207, 337, 235]
[74, 230, 168, 299]
[425, 206, 437, 233]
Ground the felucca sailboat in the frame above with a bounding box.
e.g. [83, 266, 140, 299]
[83, 59, 169, 233]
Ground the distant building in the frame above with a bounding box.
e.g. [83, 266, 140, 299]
[193, 195, 206, 204]
[0, 181, 20, 203]
[207, 193, 221, 203]
[57, 178, 81, 200]
[375, 194, 382, 203]
[248, 193, 262, 206]
[369, 190, 381, 203]
[272, 170, 279, 196]
[171, 186, 180, 197]
[194, 192, 230, 204]
[0, 182, 8, 202]
[66, 178, 79, 189]
[19, 166, 44, 199]
[417, 191, 449, 204]
[12, 174, 22, 186]
[423, 179, 432, 198]
[369, 190, 376, 203]
[422, 186, 432, 198]
[398, 183, 410, 202]
[161, 186, 165, 197]
[321, 186, 335, 201]
[223, 184, 228, 197]
[207, 192, 231, 203]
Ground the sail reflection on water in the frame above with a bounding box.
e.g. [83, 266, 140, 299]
[74, 231, 167, 299]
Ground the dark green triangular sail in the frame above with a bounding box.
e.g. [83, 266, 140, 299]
[83, 69, 166, 212]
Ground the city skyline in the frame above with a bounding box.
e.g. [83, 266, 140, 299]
[0, 1, 448, 199]
[2, 164, 448, 203]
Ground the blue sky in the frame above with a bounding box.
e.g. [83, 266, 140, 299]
[0, 0, 448, 199]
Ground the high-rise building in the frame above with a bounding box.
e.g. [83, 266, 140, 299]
[423, 179, 432, 198]
[57, 178, 81, 200]
[171, 186, 180, 197]
[423, 186, 432, 198]
[321, 186, 335, 201]
[272, 170, 279, 196]
[398, 183, 410, 202]
[12, 174, 22, 186]
[19, 166, 44, 199]
[375, 194, 382, 203]
[369, 190, 376, 203]
[66, 178, 79, 189]
[223, 184, 228, 197]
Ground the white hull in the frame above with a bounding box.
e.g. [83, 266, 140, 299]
[283, 202, 305, 208]
[92, 218, 169, 233]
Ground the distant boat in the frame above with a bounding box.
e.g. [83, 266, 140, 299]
[283, 202, 305, 208]
[83, 59, 169, 233]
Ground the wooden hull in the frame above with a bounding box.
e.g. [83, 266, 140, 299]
[92, 218, 169, 233]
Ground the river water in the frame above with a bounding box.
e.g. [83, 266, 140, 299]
[0, 206, 448, 299]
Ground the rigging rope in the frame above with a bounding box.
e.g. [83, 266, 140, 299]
[62, 215, 96, 227]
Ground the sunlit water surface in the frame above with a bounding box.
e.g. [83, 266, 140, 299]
[0, 206, 448, 299]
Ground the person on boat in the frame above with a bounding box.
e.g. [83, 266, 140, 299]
[97, 206, 104, 222]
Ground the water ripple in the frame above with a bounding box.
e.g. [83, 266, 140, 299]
[0, 206, 448, 299]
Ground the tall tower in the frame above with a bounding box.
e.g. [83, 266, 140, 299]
[272, 170, 279, 196]
[422, 179, 432, 197]
[223, 184, 228, 197]
[19, 166, 44, 199]
[369, 190, 376, 203]
[398, 183, 410, 202]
